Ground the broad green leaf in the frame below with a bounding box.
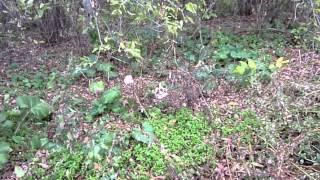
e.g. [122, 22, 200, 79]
[2, 120, 14, 129]
[12, 136, 25, 144]
[0, 142, 11, 168]
[96, 63, 114, 72]
[100, 87, 121, 104]
[31, 135, 42, 149]
[31, 102, 51, 119]
[0, 112, 7, 122]
[108, 71, 119, 79]
[90, 102, 106, 116]
[215, 50, 229, 60]
[0, 142, 12, 153]
[142, 122, 154, 134]
[0, 153, 8, 166]
[111, 102, 123, 113]
[132, 129, 151, 144]
[100, 133, 114, 149]
[185, 2, 197, 14]
[125, 41, 143, 60]
[14, 166, 26, 178]
[132, 123, 155, 145]
[16, 96, 51, 119]
[89, 81, 105, 93]
[17, 96, 41, 109]
[18, 0, 25, 8]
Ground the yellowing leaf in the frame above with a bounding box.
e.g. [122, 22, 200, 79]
[247, 60, 257, 70]
[275, 57, 289, 68]
[185, 2, 197, 14]
[234, 61, 248, 75]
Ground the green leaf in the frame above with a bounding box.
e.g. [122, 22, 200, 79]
[100, 132, 114, 149]
[132, 130, 150, 144]
[31, 135, 42, 149]
[0, 153, 8, 167]
[96, 63, 119, 79]
[17, 96, 41, 109]
[110, 102, 123, 113]
[0, 142, 11, 168]
[12, 136, 25, 144]
[89, 81, 105, 93]
[96, 63, 114, 72]
[88, 145, 103, 161]
[142, 122, 154, 134]
[230, 50, 249, 59]
[90, 102, 106, 116]
[31, 102, 51, 119]
[132, 123, 155, 145]
[0, 142, 12, 153]
[0, 112, 7, 122]
[100, 87, 121, 105]
[1, 120, 14, 129]
[14, 166, 26, 178]
[185, 2, 197, 14]
[16, 96, 51, 119]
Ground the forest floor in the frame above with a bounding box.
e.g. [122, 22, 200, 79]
[0, 18, 320, 179]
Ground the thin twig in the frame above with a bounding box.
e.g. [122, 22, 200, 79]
[14, 111, 30, 134]
[291, 162, 316, 180]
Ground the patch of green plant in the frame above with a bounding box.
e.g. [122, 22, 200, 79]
[180, 36, 211, 64]
[89, 80, 105, 94]
[95, 62, 118, 80]
[213, 45, 259, 64]
[10, 72, 45, 90]
[148, 108, 213, 170]
[219, 110, 261, 143]
[111, 109, 214, 179]
[37, 149, 85, 180]
[87, 86, 123, 121]
[116, 144, 166, 179]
